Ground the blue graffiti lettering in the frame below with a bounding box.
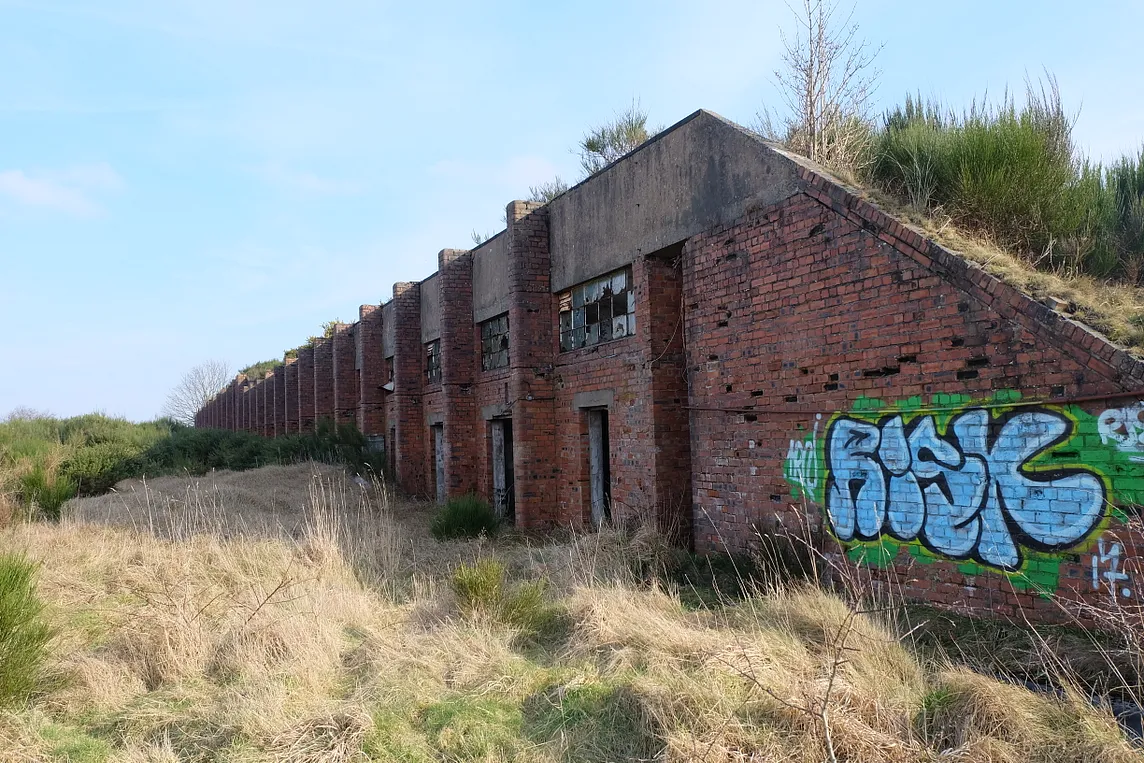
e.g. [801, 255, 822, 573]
[825, 409, 1106, 569]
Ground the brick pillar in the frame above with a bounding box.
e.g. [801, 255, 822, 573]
[640, 254, 694, 546]
[439, 248, 478, 497]
[241, 381, 251, 432]
[283, 357, 299, 434]
[313, 337, 335, 427]
[506, 201, 558, 528]
[257, 378, 268, 437]
[333, 323, 358, 426]
[393, 281, 427, 496]
[357, 304, 385, 436]
[270, 366, 284, 437]
[297, 347, 316, 433]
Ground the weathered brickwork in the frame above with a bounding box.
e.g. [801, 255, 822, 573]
[333, 323, 357, 426]
[356, 304, 385, 436]
[195, 110, 1143, 623]
[296, 347, 316, 434]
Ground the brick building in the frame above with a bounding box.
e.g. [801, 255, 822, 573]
[196, 110, 1144, 618]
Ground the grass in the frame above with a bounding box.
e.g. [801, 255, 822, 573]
[430, 493, 501, 540]
[0, 411, 387, 522]
[0, 462, 1138, 761]
[0, 553, 54, 709]
[775, 76, 1144, 354]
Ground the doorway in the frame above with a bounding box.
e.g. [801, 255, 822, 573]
[491, 419, 515, 522]
[432, 424, 445, 504]
[587, 409, 611, 526]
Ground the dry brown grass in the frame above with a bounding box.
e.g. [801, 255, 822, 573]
[0, 463, 1138, 762]
[849, 184, 1144, 354]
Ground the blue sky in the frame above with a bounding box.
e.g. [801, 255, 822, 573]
[2, 0, 1141, 421]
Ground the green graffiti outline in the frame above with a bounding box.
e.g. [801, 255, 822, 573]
[783, 390, 1140, 596]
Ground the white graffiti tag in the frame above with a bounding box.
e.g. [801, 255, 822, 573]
[1092, 539, 1133, 599]
[786, 414, 821, 497]
[1098, 403, 1144, 462]
[825, 409, 1106, 570]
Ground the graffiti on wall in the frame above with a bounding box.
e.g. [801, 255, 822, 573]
[1099, 402, 1144, 462]
[784, 392, 1142, 591]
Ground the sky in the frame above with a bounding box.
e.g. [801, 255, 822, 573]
[1, 0, 1141, 421]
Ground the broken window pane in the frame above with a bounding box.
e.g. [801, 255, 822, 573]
[556, 266, 635, 353]
[480, 313, 510, 371]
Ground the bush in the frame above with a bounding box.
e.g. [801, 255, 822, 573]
[0, 554, 54, 707]
[430, 494, 500, 540]
[17, 464, 75, 521]
[450, 559, 556, 637]
[59, 441, 141, 495]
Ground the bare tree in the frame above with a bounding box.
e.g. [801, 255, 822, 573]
[162, 360, 231, 425]
[757, 0, 881, 174]
[577, 100, 657, 177]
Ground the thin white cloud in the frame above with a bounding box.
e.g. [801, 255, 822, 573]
[0, 162, 124, 217]
[252, 162, 363, 195]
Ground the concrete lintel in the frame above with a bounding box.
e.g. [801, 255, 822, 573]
[482, 403, 510, 420]
[426, 411, 444, 426]
[574, 389, 614, 409]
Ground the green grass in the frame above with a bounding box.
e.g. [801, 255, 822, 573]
[0, 412, 388, 521]
[868, 78, 1144, 285]
[430, 494, 501, 540]
[0, 553, 54, 708]
[450, 559, 561, 640]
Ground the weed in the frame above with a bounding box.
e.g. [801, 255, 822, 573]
[0, 554, 54, 708]
[431, 494, 500, 540]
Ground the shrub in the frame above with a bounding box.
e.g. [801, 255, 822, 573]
[17, 464, 75, 521]
[450, 559, 556, 637]
[59, 441, 141, 495]
[430, 494, 500, 540]
[0, 554, 54, 707]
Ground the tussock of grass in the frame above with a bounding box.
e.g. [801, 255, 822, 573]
[0, 463, 1138, 761]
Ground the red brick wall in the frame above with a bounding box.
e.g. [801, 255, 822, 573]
[506, 201, 559, 528]
[333, 323, 358, 426]
[296, 348, 316, 434]
[682, 184, 1144, 617]
[439, 248, 479, 497]
[393, 282, 427, 496]
[313, 337, 335, 426]
[283, 357, 299, 434]
[357, 304, 385, 436]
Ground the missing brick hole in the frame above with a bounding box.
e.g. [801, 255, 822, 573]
[1051, 385, 1065, 396]
[785, 395, 798, 403]
[966, 356, 990, 369]
[708, 354, 719, 361]
[897, 354, 917, 364]
[1051, 450, 1080, 459]
[829, 373, 839, 381]
[751, 390, 765, 397]
[717, 320, 728, 327]
[725, 251, 740, 261]
[723, 237, 735, 246]
[800, 367, 810, 375]
[861, 220, 880, 235]
[824, 383, 839, 391]
[770, 494, 783, 502]
[743, 414, 758, 422]
[725, 385, 733, 393]
[862, 366, 901, 378]
[807, 222, 825, 238]
[956, 369, 979, 380]
[950, 338, 965, 348]
[957, 301, 970, 313]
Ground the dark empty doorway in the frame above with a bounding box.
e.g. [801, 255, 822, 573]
[587, 409, 611, 526]
[491, 419, 515, 522]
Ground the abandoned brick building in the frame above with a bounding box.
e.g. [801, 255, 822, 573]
[195, 110, 1144, 620]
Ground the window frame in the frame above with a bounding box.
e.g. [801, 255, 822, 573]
[480, 313, 510, 371]
[559, 266, 635, 353]
[425, 340, 441, 384]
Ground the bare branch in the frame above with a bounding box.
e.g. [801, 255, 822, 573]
[162, 360, 231, 425]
